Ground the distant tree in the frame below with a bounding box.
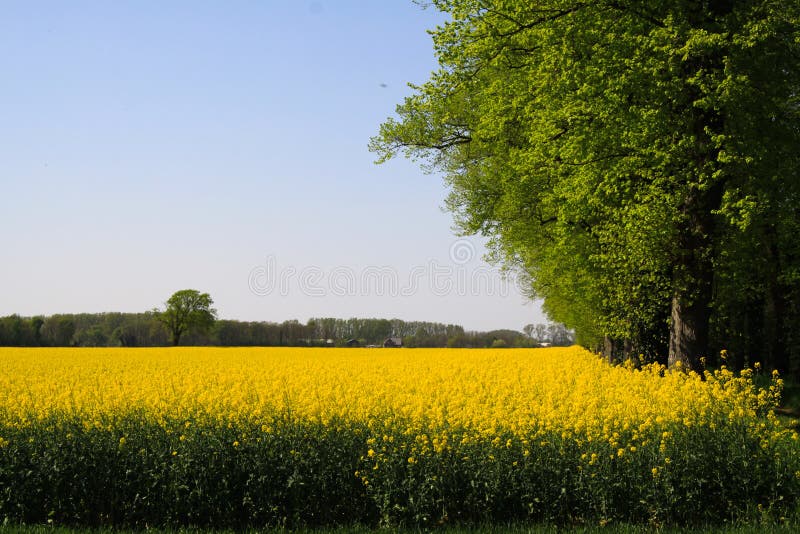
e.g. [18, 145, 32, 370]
[523, 324, 535, 339]
[279, 319, 306, 346]
[156, 289, 217, 346]
[0, 315, 25, 345]
[40, 316, 76, 346]
[547, 323, 574, 346]
[111, 325, 136, 347]
[534, 324, 549, 344]
[30, 316, 45, 345]
[215, 320, 246, 346]
[57, 316, 76, 346]
[75, 324, 108, 347]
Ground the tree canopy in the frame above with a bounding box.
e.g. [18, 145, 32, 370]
[371, 0, 800, 372]
[157, 289, 217, 346]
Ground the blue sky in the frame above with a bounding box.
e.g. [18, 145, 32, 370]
[1, 1, 546, 332]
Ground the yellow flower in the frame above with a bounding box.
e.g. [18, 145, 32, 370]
[0, 344, 789, 491]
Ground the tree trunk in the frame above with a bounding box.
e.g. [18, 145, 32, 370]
[172, 327, 182, 346]
[623, 338, 634, 363]
[763, 225, 789, 373]
[668, 290, 711, 369]
[667, 4, 731, 370]
[603, 336, 624, 363]
[668, 187, 720, 370]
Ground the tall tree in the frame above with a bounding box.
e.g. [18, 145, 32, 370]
[371, 0, 800, 369]
[157, 289, 217, 346]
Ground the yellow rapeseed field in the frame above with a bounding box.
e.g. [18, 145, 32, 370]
[0, 346, 797, 527]
[0, 346, 788, 444]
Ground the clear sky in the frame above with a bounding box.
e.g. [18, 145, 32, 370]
[1, 1, 546, 332]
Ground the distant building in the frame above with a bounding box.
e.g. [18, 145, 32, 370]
[383, 337, 402, 348]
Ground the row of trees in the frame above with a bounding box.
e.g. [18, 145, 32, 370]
[0, 312, 570, 349]
[372, 0, 800, 374]
[523, 323, 574, 347]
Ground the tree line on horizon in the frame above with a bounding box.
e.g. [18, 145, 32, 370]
[0, 312, 573, 349]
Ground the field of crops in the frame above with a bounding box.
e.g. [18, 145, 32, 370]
[0, 346, 798, 529]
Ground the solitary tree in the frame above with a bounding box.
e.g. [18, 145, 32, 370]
[157, 289, 217, 346]
[371, 0, 800, 369]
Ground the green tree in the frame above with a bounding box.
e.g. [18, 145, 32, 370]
[30, 316, 44, 345]
[371, 0, 800, 369]
[40, 316, 76, 347]
[0, 315, 27, 345]
[156, 289, 217, 346]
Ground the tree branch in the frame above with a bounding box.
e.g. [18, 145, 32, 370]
[485, 4, 588, 39]
[563, 152, 631, 166]
[601, 1, 666, 28]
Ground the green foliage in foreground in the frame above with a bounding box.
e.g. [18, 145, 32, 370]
[4, 522, 800, 533]
[1, 415, 799, 530]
